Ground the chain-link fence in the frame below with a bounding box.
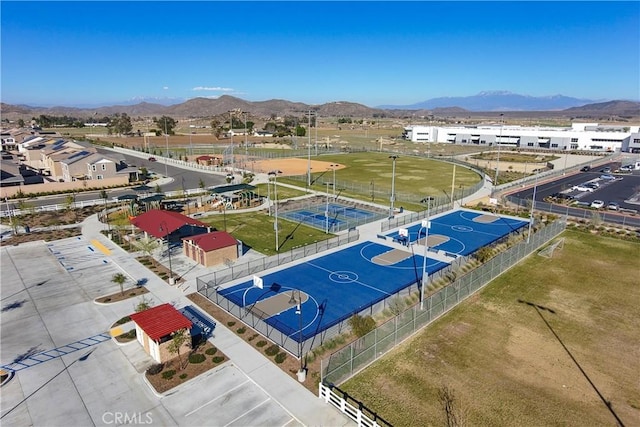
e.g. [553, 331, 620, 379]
[320, 218, 566, 386]
[196, 228, 359, 291]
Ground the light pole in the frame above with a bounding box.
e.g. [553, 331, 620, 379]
[419, 197, 433, 310]
[389, 155, 399, 217]
[228, 110, 235, 175]
[288, 289, 306, 382]
[164, 117, 170, 178]
[268, 170, 282, 251]
[325, 181, 331, 233]
[493, 113, 504, 195]
[527, 169, 540, 244]
[330, 164, 338, 197]
[307, 110, 312, 190]
[244, 112, 248, 171]
[159, 220, 174, 284]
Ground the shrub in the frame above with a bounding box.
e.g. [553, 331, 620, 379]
[115, 315, 130, 325]
[236, 327, 246, 334]
[179, 373, 188, 380]
[227, 321, 236, 327]
[162, 370, 176, 379]
[248, 333, 258, 341]
[265, 344, 280, 356]
[205, 347, 218, 355]
[212, 356, 225, 363]
[188, 353, 206, 364]
[274, 352, 287, 364]
[147, 363, 164, 375]
[256, 340, 267, 348]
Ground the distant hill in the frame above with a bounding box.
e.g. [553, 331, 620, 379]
[562, 100, 640, 116]
[378, 91, 598, 112]
[1, 95, 638, 121]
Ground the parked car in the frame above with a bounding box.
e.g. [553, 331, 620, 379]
[590, 200, 605, 209]
[572, 185, 594, 192]
[580, 166, 591, 172]
[607, 202, 620, 211]
[148, 157, 157, 162]
[600, 174, 615, 180]
[585, 182, 599, 189]
[619, 165, 634, 172]
[600, 167, 611, 173]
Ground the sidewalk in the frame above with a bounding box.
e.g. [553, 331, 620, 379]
[80, 214, 354, 426]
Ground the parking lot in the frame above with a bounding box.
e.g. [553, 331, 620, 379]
[1, 237, 334, 426]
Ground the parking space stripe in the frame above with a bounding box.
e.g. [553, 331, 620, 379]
[90, 239, 111, 255]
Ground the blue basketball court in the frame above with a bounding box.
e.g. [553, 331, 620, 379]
[386, 209, 528, 256]
[217, 240, 449, 342]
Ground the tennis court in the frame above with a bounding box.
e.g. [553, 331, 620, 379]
[386, 209, 529, 256]
[280, 202, 386, 232]
[216, 240, 450, 342]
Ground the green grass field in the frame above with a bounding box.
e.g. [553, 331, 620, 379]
[340, 231, 640, 426]
[280, 152, 481, 211]
[198, 211, 333, 256]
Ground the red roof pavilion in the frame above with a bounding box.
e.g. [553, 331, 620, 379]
[130, 209, 208, 238]
[129, 303, 192, 341]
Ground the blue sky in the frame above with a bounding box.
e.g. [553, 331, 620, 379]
[1, 1, 638, 107]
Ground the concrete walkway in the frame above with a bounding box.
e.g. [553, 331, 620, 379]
[79, 215, 354, 426]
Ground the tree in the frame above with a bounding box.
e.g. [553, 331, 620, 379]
[17, 119, 25, 128]
[198, 178, 206, 207]
[108, 113, 133, 135]
[348, 314, 376, 338]
[111, 272, 127, 296]
[167, 329, 189, 370]
[100, 190, 109, 231]
[210, 119, 222, 139]
[135, 236, 159, 257]
[155, 116, 177, 135]
[134, 296, 154, 313]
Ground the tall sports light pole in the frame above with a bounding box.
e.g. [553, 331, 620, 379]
[244, 112, 248, 171]
[307, 110, 312, 190]
[288, 289, 305, 382]
[228, 110, 235, 175]
[269, 170, 282, 250]
[159, 220, 174, 284]
[325, 182, 331, 233]
[419, 197, 433, 310]
[493, 113, 504, 196]
[164, 118, 170, 178]
[330, 164, 338, 196]
[389, 155, 399, 217]
[526, 170, 540, 244]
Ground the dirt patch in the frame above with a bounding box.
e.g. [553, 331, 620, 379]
[1, 205, 105, 246]
[252, 158, 346, 176]
[95, 286, 149, 304]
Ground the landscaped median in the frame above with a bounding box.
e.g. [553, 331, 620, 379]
[143, 341, 228, 394]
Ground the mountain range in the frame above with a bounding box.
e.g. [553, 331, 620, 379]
[2, 92, 639, 120]
[378, 91, 601, 111]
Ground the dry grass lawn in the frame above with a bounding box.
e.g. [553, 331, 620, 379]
[340, 231, 640, 426]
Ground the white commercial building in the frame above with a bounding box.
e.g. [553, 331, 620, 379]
[402, 123, 640, 153]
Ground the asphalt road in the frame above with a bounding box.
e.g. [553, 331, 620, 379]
[2, 150, 227, 211]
